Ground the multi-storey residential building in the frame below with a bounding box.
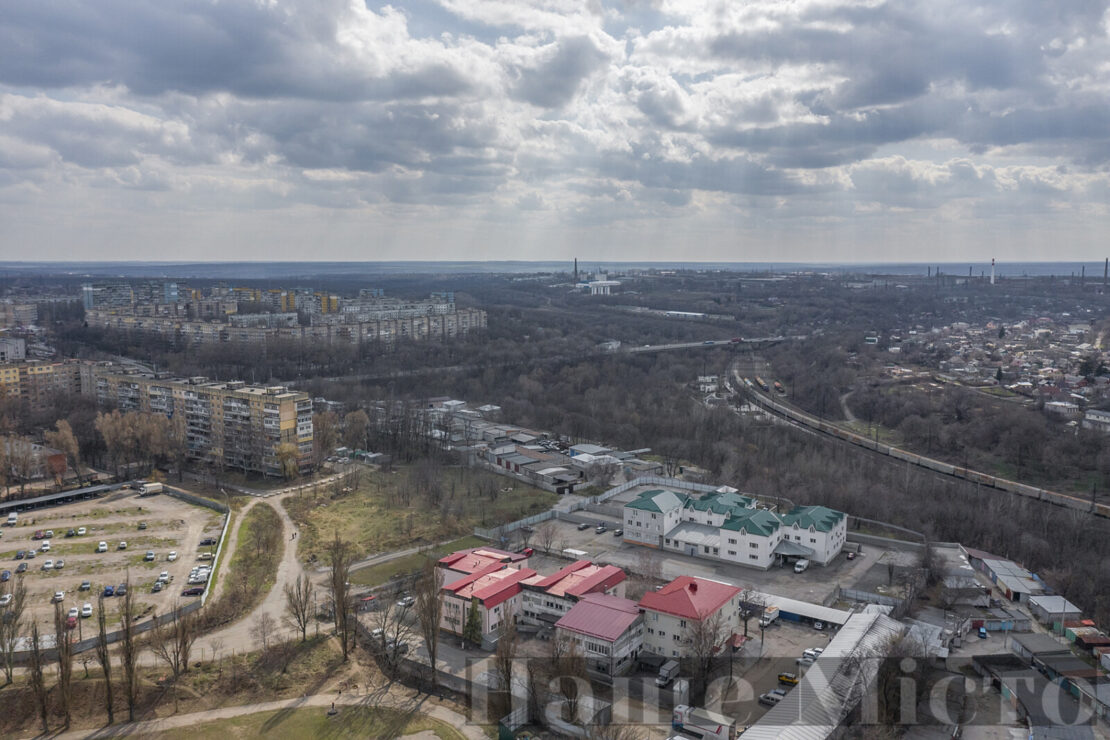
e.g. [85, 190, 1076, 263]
[440, 563, 537, 641]
[0, 302, 38, 328]
[519, 560, 627, 627]
[638, 576, 741, 660]
[0, 361, 83, 412]
[0, 337, 26, 363]
[555, 593, 644, 676]
[623, 486, 848, 569]
[86, 369, 314, 476]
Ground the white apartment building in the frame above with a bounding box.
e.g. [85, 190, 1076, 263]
[638, 576, 741, 660]
[519, 560, 627, 627]
[555, 593, 644, 677]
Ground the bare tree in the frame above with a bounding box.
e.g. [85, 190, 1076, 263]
[148, 604, 197, 712]
[686, 610, 731, 696]
[28, 621, 48, 733]
[536, 520, 559, 555]
[414, 556, 445, 689]
[738, 586, 766, 639]
[492, 617, 520, 719]
[94, 594, 115, 724]
[45, 419, 84, 486]
[548, 633, 590, 724]
[0, 575, 27, 683]
[118, 580, 139, 722]
[370, 599, 417, 675]
[284, 573, 313, 642]
[325, 532, 356, 661]
[54, 601, 74, 728]
[9, 436, 36, 493]
[251, 612, 278, 652]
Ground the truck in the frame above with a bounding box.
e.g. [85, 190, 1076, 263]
[138, 482, 164, 496]
[656, 659, 680, 687]
[793, 559, 810, 573]
[758, 605, 780, 628]
[672, 705, 737, 740]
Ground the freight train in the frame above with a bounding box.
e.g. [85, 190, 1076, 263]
[743, 382, 1110, 519]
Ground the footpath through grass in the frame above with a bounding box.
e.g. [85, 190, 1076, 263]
[198, 502, 282, 631]
[150, 705, 467, 740]
[349, 534, 486, 587]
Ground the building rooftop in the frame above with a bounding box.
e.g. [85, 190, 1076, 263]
[555, 593, 641, 643]
[781, 505, 846, 533]
[1028, 595, 1082, 615]
[721, 508, 782, 537]
[438, 547, 528, 575]
[526, 560, 626, 598]
[687, 490, 756, 516]
[625, 488, 689, 514]
[638, 576, 740, 621]
[442, 564, 537, 608]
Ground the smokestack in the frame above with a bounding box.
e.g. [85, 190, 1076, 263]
[574, 258, 578, 282]
[990, 258, 995, 286]
[927, 266, 931, 277]
[1082, 265, 1086, 284]
[1103, 258, 1107, 286]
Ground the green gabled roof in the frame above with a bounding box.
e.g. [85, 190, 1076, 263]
[720, 509, 781, 537]
[625, 488, 689, 514]
[686, 491, 756, 517]
[782, 505, 845, 533]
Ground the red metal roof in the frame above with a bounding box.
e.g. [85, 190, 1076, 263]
[637, 576, 741, 621]
[524, 560, 627, 599]
[442, 564, 537, 609]
[438, 547, 527, 575]
[555, 593, 641, 642]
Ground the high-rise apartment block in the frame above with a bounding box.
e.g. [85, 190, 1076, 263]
[88, 369, 314, 476]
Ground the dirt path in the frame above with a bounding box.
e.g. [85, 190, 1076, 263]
[24, 684, 488, 740]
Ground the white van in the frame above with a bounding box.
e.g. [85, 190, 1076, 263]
[793, 559, 810, 573]
[6, 512, 16, 526]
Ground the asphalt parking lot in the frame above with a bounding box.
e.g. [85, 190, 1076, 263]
[528, 516, 910, 604]
[1, 488, 225, 632]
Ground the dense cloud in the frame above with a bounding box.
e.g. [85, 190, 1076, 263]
[1, 0, 1109, 260]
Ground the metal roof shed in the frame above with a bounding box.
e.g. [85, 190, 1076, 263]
[752, 591, 853, 627]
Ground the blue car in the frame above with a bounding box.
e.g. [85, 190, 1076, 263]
[116, 583, 128, 596]
[0, 570, 9, 582]
[978, 627, 988, 639]
[103, 585, 115, 597]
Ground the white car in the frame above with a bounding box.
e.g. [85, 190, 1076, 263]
[117, 541, 127, 550]
[53, 591, 65, 602]
[81, 603, 93, 618]
[41, 559, 54, 570]
[54, 559, 65, 569]
[76, 527, 87, 536]
[67, 606, 79, 619]
[40, 541, 51, 552]
[158, 571, 170, 583]
[167, 551, 178, 562]
[97, 541, 108, 553]
[0, 594, 11, 607]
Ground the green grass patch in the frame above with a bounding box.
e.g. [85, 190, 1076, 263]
[197, 503, 281, 632]
[349, 534, 487, 587]
[150, 706, 467, 740]
[841, 420, 904, 445]
[284, 464, 557, 563]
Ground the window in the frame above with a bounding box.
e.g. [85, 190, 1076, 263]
[728, 538, 737, 545]
[810, 538, 817, 543]
[750, 542, 759, 549]
[728, 550, 736, 556]
[665, 538, 671, 545]
[658, 631, 666, 638]
[703, 546, 710, 553]
[651, 513, 657, 520]
[679, 620, 687, 628]
[750, 554, 759, 561]
[712, 547, 718, 555]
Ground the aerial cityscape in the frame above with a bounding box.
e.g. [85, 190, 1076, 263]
[3, 1, 1110, 740]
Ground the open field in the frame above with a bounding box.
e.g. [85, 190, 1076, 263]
[151, 706, 468, 740]
[348, 534, 486, 587]
[0, 488, 225, 632]
[285, 465, 557, 562]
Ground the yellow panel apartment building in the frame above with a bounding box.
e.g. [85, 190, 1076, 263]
[89, 369, 314, 476]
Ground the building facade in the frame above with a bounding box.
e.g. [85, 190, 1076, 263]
[86, 368, 313, 476]
[638, 576, 741, 660]
[440, 564, 537, 640]
[519, 560, 627, 627]
[555, 593, 644, 676]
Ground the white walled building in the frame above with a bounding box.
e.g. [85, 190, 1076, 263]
[440, 564, 537, 640]
[555, 593, 644, 677]
[638, 576, 741, 660]
[520, 560, 627, 628]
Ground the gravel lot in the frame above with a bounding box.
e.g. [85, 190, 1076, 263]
[1, 488, 225, 633]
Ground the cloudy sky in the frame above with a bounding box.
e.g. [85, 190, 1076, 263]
[2, 0, 1110, 263]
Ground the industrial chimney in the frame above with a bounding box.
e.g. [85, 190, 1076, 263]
[990, 258, 995, 286]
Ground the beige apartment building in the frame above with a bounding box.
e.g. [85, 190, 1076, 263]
[88, 368, 314, 476]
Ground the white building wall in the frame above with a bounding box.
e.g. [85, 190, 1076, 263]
[642, 598, 740, 659]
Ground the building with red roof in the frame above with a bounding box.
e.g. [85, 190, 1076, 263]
[440, 563, 537, 640]
[638, 576, 742, 660]
[555, 593, 644, 676]
[438, 547, 530, 576]
[519, 560, 628, 627]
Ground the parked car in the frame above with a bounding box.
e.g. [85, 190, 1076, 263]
[978, 627, 988, 639]
[152, 582, 163, 593]
[117, 541, 127, 550]
[577, 522, 590, 531]
[167, 551, 178, 562]
[198, 552, 214, 561]
[44, 530, 54, 539]
[81, 603, 93, 618]
[759, 689, 788, 706]
[518, 547, 534, 557]
[102, 585, 115, 597]
[54, 559, 65, 569]
[53, 591, 65, 602]
[813, 621, 825, 631]
[144, 551, 155, 561]
[116, 583, 128, 596]
[199, 537, 218, 546]
[385, 639, 409, 653]
[613, 529, 623, 536]
[397, 596, 416, 609]
[42, 559, 54, 570]
[40, 541, 51, 552]
[181, 587, 204, 596]
[846, 551, 857, 561]
[25, 549, 35, 559]
[778, 672, 799, 685]
[66, 616, 77, 630]
[158, 571, 170, 582]
[15, 563, 27, 574]
[803, 648, 824, 660]
[76, 527, 87, 536]
[65, 529, 77, 538]
[32, 530, 44, 540]
[67, 606, 79, 619]
[138, 522, 147, 530]
[97, 541, 108, 553]
[595, 524, 607, 534]
[0, 570, 9, 582]
[0, 594, 11, 606]
[520, 525, 535, 534]
[796, 656, 815, 667]
[14, 550, 24, 560]
[79, 580, 91, 591]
